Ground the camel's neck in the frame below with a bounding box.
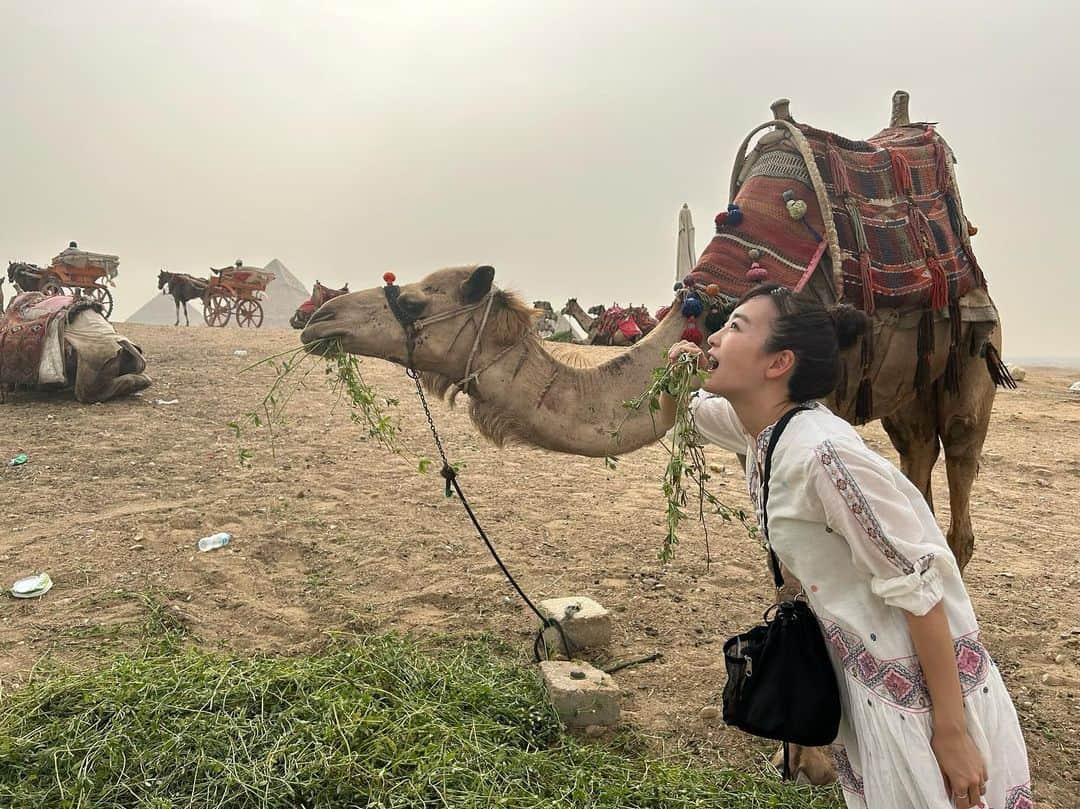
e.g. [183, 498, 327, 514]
[471, 306, 689, 456]
[567, 302, 593, 329]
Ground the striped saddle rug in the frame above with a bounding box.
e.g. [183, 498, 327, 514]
[692, 118, 985, 314]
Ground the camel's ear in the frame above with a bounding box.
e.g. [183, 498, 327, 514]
[461, 265, 495, 303]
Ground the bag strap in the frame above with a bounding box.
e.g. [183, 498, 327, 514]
[761, 405, 813, 590]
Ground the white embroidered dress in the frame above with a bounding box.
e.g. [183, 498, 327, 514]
[690, 394, 1032, 809]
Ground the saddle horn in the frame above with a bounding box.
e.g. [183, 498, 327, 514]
[770, 98, 793, 122]
[890, 90, 911, 127]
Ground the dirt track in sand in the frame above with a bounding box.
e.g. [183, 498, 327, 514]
[1, 324, 1078, 807]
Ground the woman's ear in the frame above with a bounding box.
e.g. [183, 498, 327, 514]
[766, 348, 797, 379]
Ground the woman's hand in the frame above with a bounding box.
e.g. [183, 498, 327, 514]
[667, 340, 706, 369]
[931, 726, 987, 807]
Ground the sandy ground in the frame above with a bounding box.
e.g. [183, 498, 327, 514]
[1, 324, 1078, 807]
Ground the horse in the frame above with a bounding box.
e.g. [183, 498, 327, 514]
[290, 280, 349, 329]
[7, 262, 47, 294]
[157, 270, 209, 326]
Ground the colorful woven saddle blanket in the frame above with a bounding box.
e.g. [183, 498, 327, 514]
[692, 120, 985, 313]
[0, 293, 85, 386]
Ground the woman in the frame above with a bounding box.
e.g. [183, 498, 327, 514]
[661, 284, 1030, 809]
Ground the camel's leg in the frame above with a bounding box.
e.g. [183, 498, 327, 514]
[183, 300, 190, 326]
[174, 298, 180, 327]
[936, 334, 998, 573]
[880, 386, 941, 510]
[770, 743, 837, 784]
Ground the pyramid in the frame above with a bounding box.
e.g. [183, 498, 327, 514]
[126, 259, 312, 328]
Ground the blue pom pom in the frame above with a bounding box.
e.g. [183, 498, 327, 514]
[727, 204, 744, 226]
[681, 297, 704, 317]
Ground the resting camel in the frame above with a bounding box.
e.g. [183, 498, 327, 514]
[290, 281, 350, 330]
[0, 293, 151, 403]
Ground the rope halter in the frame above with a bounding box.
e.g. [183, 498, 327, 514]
[382, 272, 525, 397]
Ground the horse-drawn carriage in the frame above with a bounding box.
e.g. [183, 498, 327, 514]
[202, 262, 275, 328]
[6, 243, 118, 319]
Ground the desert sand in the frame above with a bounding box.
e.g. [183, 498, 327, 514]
[1, 324, 1077, 807]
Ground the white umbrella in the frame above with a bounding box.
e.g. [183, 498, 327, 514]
[676, 203, 696, 283]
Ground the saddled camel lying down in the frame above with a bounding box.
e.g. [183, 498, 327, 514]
[0, 292, 152, 403]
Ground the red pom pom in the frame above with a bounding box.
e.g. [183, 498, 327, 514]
[746, 262, 769, 282]
[382, 271, 397, 285]
[680, 324, 704, 344]
[705, 283, 720, 297]
[714, 211, 729, 227]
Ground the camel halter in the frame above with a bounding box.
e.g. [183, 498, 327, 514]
[382, 274, 522, 397]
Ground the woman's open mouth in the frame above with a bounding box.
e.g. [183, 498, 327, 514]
[706, 355, 720, 371]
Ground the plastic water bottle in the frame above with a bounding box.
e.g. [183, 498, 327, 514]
[197, 532, 231, 552]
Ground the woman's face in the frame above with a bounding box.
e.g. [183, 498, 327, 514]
[702, 295, 780, 396]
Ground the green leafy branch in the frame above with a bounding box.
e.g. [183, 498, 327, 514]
[228, 339, 435, 473]
[616, 352, 758, 564]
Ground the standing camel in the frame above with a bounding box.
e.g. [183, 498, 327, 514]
[301, 263, 1003, 574]
[561, 298, 595, 333]
[301, 93, 1010, 786]
[157, 270, 209, 326]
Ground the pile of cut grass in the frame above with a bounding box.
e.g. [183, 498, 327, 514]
[0, 633, 840, 808]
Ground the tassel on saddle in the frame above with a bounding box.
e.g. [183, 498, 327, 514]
[983, 343, 1017, 390]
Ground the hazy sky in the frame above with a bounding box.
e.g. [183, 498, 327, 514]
[2, 1, 1076, 358]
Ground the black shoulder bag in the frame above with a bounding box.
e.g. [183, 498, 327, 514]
[721, 406, 841, 776]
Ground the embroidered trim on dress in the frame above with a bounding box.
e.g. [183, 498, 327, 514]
[822, 621, 992, 712]
[814, 439, 916, 575]
[1003, 781, 1034, 809]
[831, 745, 865, 798]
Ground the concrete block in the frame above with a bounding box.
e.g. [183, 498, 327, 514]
[539, 660, 621, 728]
[538, 596, 611, 653]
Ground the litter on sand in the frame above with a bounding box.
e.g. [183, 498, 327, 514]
[10, 573, 53, 599]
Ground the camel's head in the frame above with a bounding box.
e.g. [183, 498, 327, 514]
[157, 270, 170, 292]
[300, 265, 537, 379]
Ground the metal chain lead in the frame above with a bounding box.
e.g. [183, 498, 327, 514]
[403, 366, 573, 661]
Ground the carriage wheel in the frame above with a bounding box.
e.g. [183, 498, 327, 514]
[85, 286, 114, 319]
[234, 299, 264, 328]
[40, 274, 63, 296]
[203, 290, 233, 327]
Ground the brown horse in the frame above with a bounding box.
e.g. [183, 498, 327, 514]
[7, 262, 48, 294]
[290, 280, 349, 329]
[157, 270, 209, 326]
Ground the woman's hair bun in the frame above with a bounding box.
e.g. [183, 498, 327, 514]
[828, 304, 870, 350]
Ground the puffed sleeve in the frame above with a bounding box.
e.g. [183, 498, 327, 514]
[808, 438, 953, 616]
[688, 392, 751, 454]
